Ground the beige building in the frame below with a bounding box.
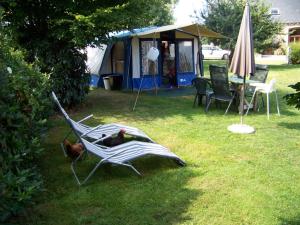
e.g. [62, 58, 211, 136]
[266, 0, 300, 46]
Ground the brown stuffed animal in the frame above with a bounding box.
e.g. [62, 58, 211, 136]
[63, 139, 84, 159]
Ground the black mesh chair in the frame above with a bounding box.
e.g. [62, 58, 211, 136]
[206, 65, 237, 114]
[192, 77, 213, 108]
[250, 64, 269, 83]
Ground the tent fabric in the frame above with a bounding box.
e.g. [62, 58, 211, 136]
[132, 37, 140, 78]
[131, 23, 225, 39]
[87, 23, 225, 89]
[113, 23, 225, 39]
[99, 44, 113, 75]
[123, 38, 132, 89]
[113, 27, 157, 39]
[229, 2, 255, 76]
[86, 45, 107, 74]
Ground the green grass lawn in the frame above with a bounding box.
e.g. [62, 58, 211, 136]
[18, 62, 300, 225]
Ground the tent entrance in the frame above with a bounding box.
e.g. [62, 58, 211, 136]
[176, 39, 195, 86]
[161, 40, 176, 88]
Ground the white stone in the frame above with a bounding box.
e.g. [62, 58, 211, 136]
[227, 124, 255, 134]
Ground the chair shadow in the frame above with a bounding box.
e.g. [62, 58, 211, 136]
[279, 216, 300, 225]
[17, 130, 203, 225]
[278, 122, 300, 130]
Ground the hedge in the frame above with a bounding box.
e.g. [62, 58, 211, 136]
[289, 43, 300, 64]
[0, 30, 51, 222]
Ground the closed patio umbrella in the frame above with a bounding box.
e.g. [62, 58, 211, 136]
[228, 1, 255, 134]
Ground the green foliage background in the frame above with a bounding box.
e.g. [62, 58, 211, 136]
[0, 1, 176, 221]
[285, 82, 300, 110]
[0, 25, 51, 221]
[1, 0, 176, 107]
[284, 44, 300, 110]
[201, 0, 282, 56]
[289, 43, 300, 65]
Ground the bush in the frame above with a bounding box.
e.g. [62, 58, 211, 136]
[44, 45, 90, 107]
[284, 82, 300, 110]
[289, 43, 300, 64]
[0, 30, 50, 221]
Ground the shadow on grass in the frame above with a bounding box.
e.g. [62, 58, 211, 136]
[20, 138, 202, 225]
[280, 216, 300, 225]
[72, 87, 295, 123]
[73, 88, 242, 123]
[278, 122, 300, 130]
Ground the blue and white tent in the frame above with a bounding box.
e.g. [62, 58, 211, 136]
[87, 23, 224, 90]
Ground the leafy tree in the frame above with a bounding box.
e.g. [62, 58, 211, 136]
[284, 82, 300, 110]
[200, 0, 282, 58]
[1, 0, 175, 107]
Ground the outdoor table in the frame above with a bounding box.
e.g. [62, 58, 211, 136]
[229, 75, 261, 114]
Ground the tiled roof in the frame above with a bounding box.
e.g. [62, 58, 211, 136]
[265, 0, 300, 24]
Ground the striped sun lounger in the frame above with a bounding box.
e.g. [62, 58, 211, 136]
[51, 92, 153, 156]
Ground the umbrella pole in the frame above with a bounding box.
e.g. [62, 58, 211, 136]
[227, 1, 255, 134]
[240, 75, 246, 124]
[227, 74, 255, 134]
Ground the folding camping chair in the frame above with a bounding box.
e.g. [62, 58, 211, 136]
[72, 138, 186, 185]
[206, 65, 237, 114]
[51, 92, 154, 156]
[192, 77, 213, 108]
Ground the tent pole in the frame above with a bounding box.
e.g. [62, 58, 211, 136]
[196, 23, 204, 77]
[153, 73, 158, 95]
[152, 32, 158, 95]
[132, 73, 145, 111]
[126, 38, 132, 91]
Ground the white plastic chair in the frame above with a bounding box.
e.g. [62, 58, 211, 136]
[246, 79, 280, 119]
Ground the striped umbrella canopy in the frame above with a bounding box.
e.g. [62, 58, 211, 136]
[229, 1, 255, 77]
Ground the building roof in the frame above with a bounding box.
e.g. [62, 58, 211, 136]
[265, 0, 300, 24]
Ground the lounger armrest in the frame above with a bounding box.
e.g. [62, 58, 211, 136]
[81, 124, 103, 137]
[94, 143, 109, 149]
[101, 148, 130, 162]
[77, 114, 93, 123]
[92, 135, 111, 144]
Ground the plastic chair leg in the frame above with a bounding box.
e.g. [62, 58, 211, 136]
[275, 90, 280, 116]
[267, 93, 270, 120]
[261, 94, 265, 108]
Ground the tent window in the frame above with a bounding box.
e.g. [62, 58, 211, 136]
[178, 40, 193, 73]
[140, 40, 158, 75]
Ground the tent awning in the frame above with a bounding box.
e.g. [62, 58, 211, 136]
[131, 23, 225, 39]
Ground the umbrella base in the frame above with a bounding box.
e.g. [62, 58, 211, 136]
[227, 124, 255, 134]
